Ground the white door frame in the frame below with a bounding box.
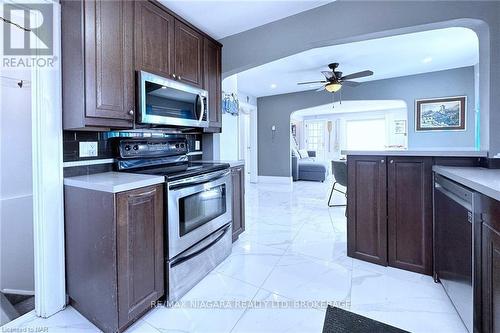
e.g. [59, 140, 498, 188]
[239, 102, 258, 183]
[30, 0, 66, 318]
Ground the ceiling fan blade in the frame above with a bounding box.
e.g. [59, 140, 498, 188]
[321, 71, 335, 80]
[341, 70, 373, 80]
[341, 81, 361, 87]
[297, 81, 327, 85]
[316, 86, 326, 92]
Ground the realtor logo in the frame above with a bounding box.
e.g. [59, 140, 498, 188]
[3, 3, 53, 56]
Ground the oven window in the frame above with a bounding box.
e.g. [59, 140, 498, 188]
[145, 81, 199, 121]
[179, 184, 227, 236]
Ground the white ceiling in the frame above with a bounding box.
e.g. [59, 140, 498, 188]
[236, 27, 479, 97]
[291, 100, 407, 119]
[159, 1, 332, 40]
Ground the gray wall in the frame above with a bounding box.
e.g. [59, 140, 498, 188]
[220, 1, 499, 155]
[257, 67, 475, 177]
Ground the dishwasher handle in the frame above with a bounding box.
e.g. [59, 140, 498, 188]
[435, 175, 474, 212]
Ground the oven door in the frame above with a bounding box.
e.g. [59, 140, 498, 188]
[167, 169, 232, 258]
[139, 71, 208, 128]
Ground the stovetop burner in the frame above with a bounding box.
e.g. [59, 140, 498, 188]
[114, 137, 230, 181]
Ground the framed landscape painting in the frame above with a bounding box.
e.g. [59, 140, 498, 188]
[415, 96, 466, 131]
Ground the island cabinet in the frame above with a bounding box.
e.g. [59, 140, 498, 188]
[231, 165, 246, 241]
[62, 0, 135, 130]
[480, 194, 500, 333]
[65, 184, 164, 332]
[347, 155, 433, 275]
[347, 156, 388, 265]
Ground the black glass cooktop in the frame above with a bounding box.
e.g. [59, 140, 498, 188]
[131, 161, 230, 181]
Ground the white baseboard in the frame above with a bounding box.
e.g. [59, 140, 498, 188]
[258, 176, 293, 184]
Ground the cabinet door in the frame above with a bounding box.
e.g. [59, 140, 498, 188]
[387, 157, 433, 275]
[203, 38, 222, 131]
[135, 1, 174, 78]
[84, 0, 134, 124]
[232, 166, 246, 242]
[174, 20, 203, 87]
[347, 156, 387, 265]
[482, 224, 500, 333]
[116, 185, 164, 329]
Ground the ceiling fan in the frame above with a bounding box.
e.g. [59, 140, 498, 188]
[297, 63, 374, 93]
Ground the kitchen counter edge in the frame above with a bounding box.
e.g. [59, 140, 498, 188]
[433, 166, 500, 201]
[64, 172, 165, 193]
[342, 150, 488, 157]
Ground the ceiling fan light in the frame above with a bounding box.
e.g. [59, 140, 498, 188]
[325, 82, 342, 93]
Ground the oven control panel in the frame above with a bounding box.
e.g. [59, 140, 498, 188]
[118, 138, 188, 158]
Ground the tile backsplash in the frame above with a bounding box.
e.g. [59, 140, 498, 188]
[63, 130, 203, 162]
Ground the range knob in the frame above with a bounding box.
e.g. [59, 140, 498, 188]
[180, 143, 185, 148]
[175, 143, 179, 148]
[124, 145, 131, 151]
[133, 145, 139, 151]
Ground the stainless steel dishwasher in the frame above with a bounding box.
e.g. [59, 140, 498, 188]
[434, 174, 480, 333]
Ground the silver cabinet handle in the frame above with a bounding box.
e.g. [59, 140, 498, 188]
[172, 74, 177, 79]
[178, 75, 182, 80]
[128, 110, 134, 116]
[390, 160, 394, 164]
[381, 159, 385, 163]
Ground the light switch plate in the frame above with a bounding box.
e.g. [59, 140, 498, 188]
[79, 141, 98, 157]
[195, 140, 201, 150]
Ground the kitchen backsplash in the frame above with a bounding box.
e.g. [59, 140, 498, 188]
[63, 130, 203, 177]
[63, 131, 203, 162]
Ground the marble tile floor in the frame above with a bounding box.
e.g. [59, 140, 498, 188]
[3, 180, 467, 333]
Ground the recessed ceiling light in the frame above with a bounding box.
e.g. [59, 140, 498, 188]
[270, 83, 277, 89]
[422, 56, 433, 64]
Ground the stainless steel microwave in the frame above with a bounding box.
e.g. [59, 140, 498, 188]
[138, 71, 208, 128]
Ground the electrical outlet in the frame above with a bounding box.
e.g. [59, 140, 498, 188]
[195, 140, 201, 150]
[79, 141, 98, 158]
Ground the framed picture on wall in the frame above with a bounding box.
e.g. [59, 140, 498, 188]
[415, 96, 466, 131]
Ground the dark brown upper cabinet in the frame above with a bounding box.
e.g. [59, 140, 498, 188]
[62, 0, 135, 130]
[387, 157, 433, 275]
[347, 156, 388, 266]
[134, 1, 174, 78]
[174, 20, 203, 88]
[203, 37, 222, 132]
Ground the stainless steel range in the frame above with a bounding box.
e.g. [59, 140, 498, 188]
[115, 137, 232, 302]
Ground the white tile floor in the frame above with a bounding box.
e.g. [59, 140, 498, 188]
[3, 180, 467, 333]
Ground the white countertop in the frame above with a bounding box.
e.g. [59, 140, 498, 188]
[433, 166, 500, 201]
[64, 172, 165, 193]
[198, 160, 245, 168]
[342, 150, 488, 157]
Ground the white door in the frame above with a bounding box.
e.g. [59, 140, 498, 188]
[304, 120, 326, 160]
[239, 103, 258, 183]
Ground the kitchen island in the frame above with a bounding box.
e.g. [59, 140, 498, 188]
[343, 150, 487, 275]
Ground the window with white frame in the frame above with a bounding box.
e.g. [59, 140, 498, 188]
[345, 118, 386, 150]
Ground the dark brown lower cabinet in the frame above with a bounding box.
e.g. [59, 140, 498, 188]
[482, 224, 500, 333]
[231, 166, 246, 242]
[65, 184, 164, 333]
[347, 156, 387, 265]
[387, 157, 433, 275]
[347, 155, 433, 275]
[481, 194, 500, 333]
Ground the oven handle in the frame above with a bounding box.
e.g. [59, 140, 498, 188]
[169, 169, 230, 191]
[170, 223, 231, 268]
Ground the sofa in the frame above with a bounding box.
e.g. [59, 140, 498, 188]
[291, 150, 328, 182]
